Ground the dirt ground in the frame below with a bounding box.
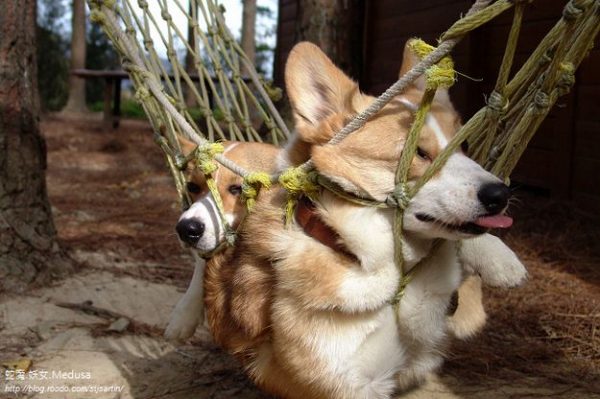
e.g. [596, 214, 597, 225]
[1, 114, 599, 398]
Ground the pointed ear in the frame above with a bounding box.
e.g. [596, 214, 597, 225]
[285, 42, 360, 142]
[399, 38, 427, 92]
[398, 39, 452, 106]
[177, 135, 197, 155]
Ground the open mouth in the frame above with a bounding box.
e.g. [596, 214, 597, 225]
[415, 213, 513, 235]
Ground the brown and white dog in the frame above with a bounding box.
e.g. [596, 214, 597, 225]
[164, 140, 280, 341]
[198, 41, 527, 398]
[164, 140, 517, 345]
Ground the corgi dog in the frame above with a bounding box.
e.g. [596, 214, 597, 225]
[164, 140, 519, 344]
[164, 140, 280, 342]
[202, 41, 527, 399]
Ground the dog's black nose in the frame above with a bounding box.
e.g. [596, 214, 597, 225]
[477, 182, 511, 214]
[176, 219, 205, 245]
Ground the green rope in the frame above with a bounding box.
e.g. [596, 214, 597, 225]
[242, 172, 272, 210]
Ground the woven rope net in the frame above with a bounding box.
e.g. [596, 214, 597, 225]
[87, 0, 600, 304]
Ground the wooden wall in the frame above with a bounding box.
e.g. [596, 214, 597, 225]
[274, 0, 600, 215]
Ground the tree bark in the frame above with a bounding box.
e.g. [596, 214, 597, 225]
[0, 0, 73, 293]
[294, 0, 364, 80]
[63, 0, 88, 113]
[241, 0, 257, 75]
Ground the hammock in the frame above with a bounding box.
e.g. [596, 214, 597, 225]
[87, 0, 600, 304]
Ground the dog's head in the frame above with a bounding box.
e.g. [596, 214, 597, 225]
[175, 140, 280, 252]
[285, 41, 512, 241]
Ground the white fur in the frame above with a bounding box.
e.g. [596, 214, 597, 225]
[460, 234, 527, 287]
[164, 257, 206, 342]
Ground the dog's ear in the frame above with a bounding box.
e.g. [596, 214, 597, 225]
[398, 39, 452, 107]
[285, 42, 361, 143]
[177, 135, 197, 155]
[312, 139, 397, 202]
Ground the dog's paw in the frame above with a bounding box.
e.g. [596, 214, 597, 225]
[164, 295, 203, 342]
[460, 234, 528, 288]
[447, 276, 487, 339]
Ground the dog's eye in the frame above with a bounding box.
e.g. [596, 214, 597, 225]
[416, 147, 431, 161]
[186, 182, 201, 194]
[461, 140, 469, 154]
[228, 184, 242, 196]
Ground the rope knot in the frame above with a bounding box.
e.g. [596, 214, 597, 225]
[89, 10, 107, 25]
[486, 90, 509, 114]
[242, 172, 272, 210]
[161, 11, 173, 22]
[563, 0, 584, 20]
[385, 183, 411, 209]
[279, 168, 319, 225]
[408, 39, 456, 89]
[224, 230, 237, 246]
[557, 62, 575, 95]
[196, 143, 224, 175]
[134, 87, 151, 103]
[533, 90, 550, 112]
[137, 0, 148, 9]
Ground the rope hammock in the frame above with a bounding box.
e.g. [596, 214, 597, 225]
[87, 0, 600, 306]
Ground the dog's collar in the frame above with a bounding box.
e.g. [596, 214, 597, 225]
[294, 196, 357, 260]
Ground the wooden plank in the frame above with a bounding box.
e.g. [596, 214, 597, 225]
[369, 2, 471, 41]
[575, 120, 600, 160]
[576, 85, 600, 122]
[370, 0, 466, 18]
[578, 49, 600, 85]
[511, 147, 555, 189]
[572, 157, 600, 196]
[488, 0, 566, 27]
[483, 19, 557, 56]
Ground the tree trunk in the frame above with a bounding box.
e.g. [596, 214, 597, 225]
[241, 0, 257, 75]
[63, 0, 88, 113]
[0, 0, 74, 293]
[185, 0, 197, 107]
[294, 0, 364, 80]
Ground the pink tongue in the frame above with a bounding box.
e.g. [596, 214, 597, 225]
[474, 214, 513, 229]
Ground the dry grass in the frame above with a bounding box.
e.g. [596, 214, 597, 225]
[445, 194, 600, 392]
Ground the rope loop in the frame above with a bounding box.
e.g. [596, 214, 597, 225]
[408, 39, 456, 89]
[385, 183, 411, 210]
[242, 172, 272, 210]
[196, 142, 225, 175]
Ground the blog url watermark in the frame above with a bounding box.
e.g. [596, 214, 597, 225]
[2, 369, 124, 395]
[3, 384, 124, 395]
